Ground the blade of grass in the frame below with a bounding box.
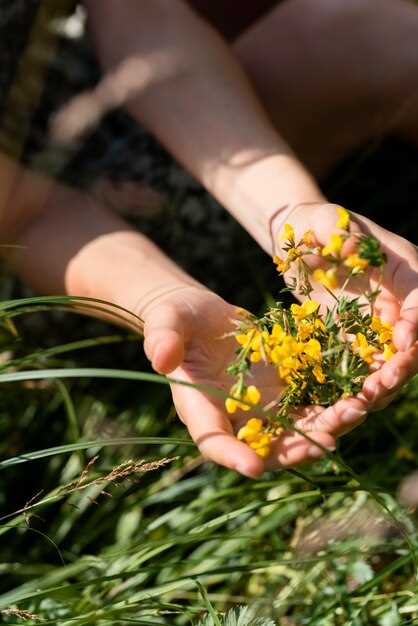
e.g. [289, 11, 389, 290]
[0, 436, 193, 470]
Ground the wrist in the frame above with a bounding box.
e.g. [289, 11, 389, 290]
[211, 152, 325, 255]
[66, 228, 201, 320]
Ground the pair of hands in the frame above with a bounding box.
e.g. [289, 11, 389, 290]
[142, 204, 418, 477]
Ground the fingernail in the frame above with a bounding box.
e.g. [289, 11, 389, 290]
[308, 445, 324, 459]
[341, 408, 367, 424]
[385, 368, 401, 390]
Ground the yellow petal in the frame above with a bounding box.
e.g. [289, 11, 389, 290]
[336, 206, 350, 230]
[315, 319, 326, 332]
[271, 324, 286, 341]
[274, 257, 290, 273]
[353, 333, 377, 364]
[301, 229, 315, 246]
[237, 426, 249, 440]
[246, 418, 263, 431]
[383, 343, 396, 361]
[244, 385, 261, 405]
[322, 234, 343, 257]
[313, 364, 326, 383]
[344, 254, 369, 273]
[238, 428, 260, 443]
[297, 320, 314, 341]
[370, 316, 383, 333]
[313, 268, 338, 290]
[249, 434, 272, 450]
[280, 223, 295, 241]
[290, 303, 304, 320]
[225, 398, 238, 414]
[303, 300, 320, 316]
[303, 338, 322, 361]
[254, 446, 270, 459]
[236, 332, 252, 347]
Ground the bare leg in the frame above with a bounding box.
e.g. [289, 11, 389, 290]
[233, 0, 418, 176]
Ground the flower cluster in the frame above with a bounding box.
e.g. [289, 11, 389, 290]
[225, 207, 394, 459]
[236, 418, 274, 459]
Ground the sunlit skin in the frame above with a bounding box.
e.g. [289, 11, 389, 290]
[142, 286, 336, 477]
[0, 0, 417, 476]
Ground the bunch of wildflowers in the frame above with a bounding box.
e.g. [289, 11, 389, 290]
[225, 207, 395, 458]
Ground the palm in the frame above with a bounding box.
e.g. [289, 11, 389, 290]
[164, 289, 335, 476]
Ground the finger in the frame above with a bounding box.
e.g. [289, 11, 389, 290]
[394, 287, 418, 351]
[374, 288, 401, 326]
[172, 383, 264, 478]
[143, 304, 186, 374]
[362, 346, 418, 403]
[305, 203, 362, 249]
[294, 398, 368, 436]
[266, 430, 336, 469]
[370, 390, 399, 412]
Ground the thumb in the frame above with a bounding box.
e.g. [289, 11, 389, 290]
[143, 303, 186, 374]
[306, 203, 362, 249]
[276, 203, 361, 270]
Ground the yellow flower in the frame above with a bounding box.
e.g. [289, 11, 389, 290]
[352, 333, 377, 364]
[287, 247, 301, 262]
[273, 256, 290, 273]
[235, 329, 256, 348]
[383, 343, 396, 361]
[322, 234, 343, 257]
[313, 364, 326, 383]
[273, 246, 301, 273]
[245, 385, 261, 405]
[250, 351, 262, 363]
[344, 254, 369, 273]
[271, 324, 286, 343]
[371, 317, 393, 345]
[249, 331, 264, 351]
[302, 338, 322, 362]
[225, 398, 239, 414]
[336, 206, 350, 230]
[280, 223, 295, 242]
[314, 319, 326, 333]
[297, 320, 315, 341]
[252, 444, 271, 459]
[249, 433, 272, 455]
[225, 385, 261, 414]
[248, 330, 271, 363]
[301, 229, 315, 246]
[237, 417, 263, 442]
[313, 267, 338, 290]
[237, 419, 272, 458]
[291, 300, 320, 321]
[296, 318, 326, 341]
[271, 335, 302, 365]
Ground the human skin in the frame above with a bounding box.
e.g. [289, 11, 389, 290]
[2, 0, 417, 476]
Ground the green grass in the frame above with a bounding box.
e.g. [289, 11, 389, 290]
[0, 293, 418, 625]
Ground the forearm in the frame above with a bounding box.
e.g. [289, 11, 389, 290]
[0, 163, 200, 326]
[85, 0, 324, 253]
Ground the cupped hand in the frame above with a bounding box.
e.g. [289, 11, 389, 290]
[141, 285, 336, 477]
[273, 203, 418, 438]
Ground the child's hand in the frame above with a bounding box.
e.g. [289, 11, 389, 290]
[142, 285, 336, 477]
[274, 203, 418, 436]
